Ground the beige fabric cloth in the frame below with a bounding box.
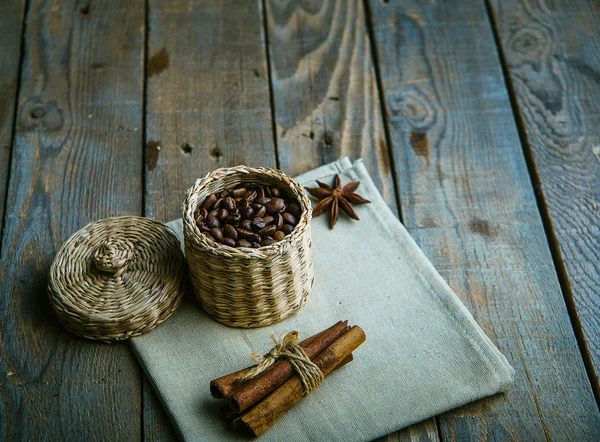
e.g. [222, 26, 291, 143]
[130, 158, 514, 441]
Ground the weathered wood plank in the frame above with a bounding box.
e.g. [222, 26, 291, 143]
[0, 0, 144, 439]
[0, 0, 26, 246]
[143, 0, 276, 438]
[488, 0, 600, 398]
[367, 0, 600, 439]
[266, 0, 398, 214]
[265, 0, 436, 439]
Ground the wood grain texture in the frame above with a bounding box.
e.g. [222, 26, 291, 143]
[0, 0, 144, 439]
[266, 0, 397, 213]
[367, 0, 600, 440]
[143, 0, 275, 438]
[265, 0, 434, 438]
[0, 0, 26, 247]
[488, 0, 600, 397]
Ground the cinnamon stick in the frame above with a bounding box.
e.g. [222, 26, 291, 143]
[210, 321, 347, 399]
[234, 326, 366, 437]
[222, 353, 354, 424]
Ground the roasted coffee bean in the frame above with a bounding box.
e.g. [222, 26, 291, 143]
[256, 187, 265, 198]
[241, 205, 254, 219]
[198, 222, 210, 232]
[255, 205, 267, 218]
[264, 186, 272, 197]
[287, 202, 302, 219]
[237, 182, 251, 189]
[282, 212, 297, 226]
[201, 193, 217, 210]
[210, 209, 219, 218]
[223, 224, 238, 240]
[214, 198, 224, 209]
[270, 187, 282, 197]
[273, 230, 285, 241]
[201, 208, 208, 219]
[225, 215, 241, 226]
[275, 213, 284, 230]
[265, 198, 286, 214]
[202, 231, 215, 241]
[237, 239, 252, 248]
[258, 225, 277, 237]
[243, 190, 257, 202]
[211, 228, 224, 240]
[207, 216, 220, 229]
[241, 219, 253, 231]
[280, 224, 294, 234]
[261, 237, 277, 246]
[221, 237, 236, 247]
[218, 190, 229, 198]
[195, 214, 204, 225]
[219, 208, 228, 220]
[263, 215, 274, 225]
[252, 217, 266, 230]
[251, 242, 261, 248]
[223, 196, 236, 211]
[255, 196, 271, 206]
[230, 188, 247, 198]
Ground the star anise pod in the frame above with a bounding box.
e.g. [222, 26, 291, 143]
[305, 174, 371, 229]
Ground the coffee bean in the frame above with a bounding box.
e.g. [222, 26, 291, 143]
[258, 225, 277, 237]
[251, 242, 261, 248]
[201, 193, 217, 210]
[241, 205, 254, 219]
[211, 228, 223, 240]
[282, 212, 297, 226]
[261, 237, 277, 246]
[241, 219, 253, 231]
[209, 209, 219, 218]
[218, 208, 228, 220]
[264, 186, 272, 197]
[225, 214, 241, 225]
[237, 228, 261, 243]
[255, 205, 267, 218]
[207, 216, 220, 229]
[252, 217, 266, 230]
[280, 224, 294, 234]
[230, 188, 247, 198]
[221, 237, 236, 247]
[224, 196, 236, 211]
[270, 187, 282, 197]
[218, 190, 229, 198]
[195, 214, 204, 225]
[202, 231, 215, 241]
[265, 198, 286, 214]
[243, 190, 257, 203]
[214, 198, 224, 209]
[237, 239, 252, 248]
[263, 215, 274, 225]
[223, 224, 238, 240]
[275, 213, 283, 230]
[198, 222, 210, 232]
[287, 202, 302, 218]
[255, 196, 271, 206]
[237, 182, 251, 189]
[273, 231, 285, 241]
[256, 187, 265, 198]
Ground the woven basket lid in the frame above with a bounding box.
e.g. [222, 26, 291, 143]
[48, 216, 186, 342]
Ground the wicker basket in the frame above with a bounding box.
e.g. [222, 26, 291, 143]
[48, 216, 186, 342]
[182, 166, 314, 328]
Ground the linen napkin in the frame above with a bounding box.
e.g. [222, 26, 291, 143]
[130, 158, 514, 441]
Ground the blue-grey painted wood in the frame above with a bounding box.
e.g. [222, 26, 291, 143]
[142, 0, 276, 439]
[265, 1, 436, 440]
[489, 0, 600, 401]
[0, 0, 26, 248]
[367, 0, 600, 439]
[0, 0, 145, 439]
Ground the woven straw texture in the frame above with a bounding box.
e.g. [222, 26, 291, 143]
[48, 216, 186, 342]
[182, 166, 314, 328]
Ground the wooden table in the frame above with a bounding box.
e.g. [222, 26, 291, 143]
[1, 0, 599, 440]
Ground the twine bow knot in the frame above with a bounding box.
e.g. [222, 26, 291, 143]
[242, 331, 324, 396]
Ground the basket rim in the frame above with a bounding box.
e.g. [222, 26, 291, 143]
[182, 165, 312, 259]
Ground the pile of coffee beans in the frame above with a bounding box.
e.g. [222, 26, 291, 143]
[194, 183, 302, 248]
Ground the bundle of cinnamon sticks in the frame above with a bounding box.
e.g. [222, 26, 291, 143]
[210, 320, 366, 437]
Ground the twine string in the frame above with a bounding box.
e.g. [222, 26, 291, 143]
[241, 331, 325, 396]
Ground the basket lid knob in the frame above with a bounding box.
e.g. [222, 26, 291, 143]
[93, 236, 135, 276]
